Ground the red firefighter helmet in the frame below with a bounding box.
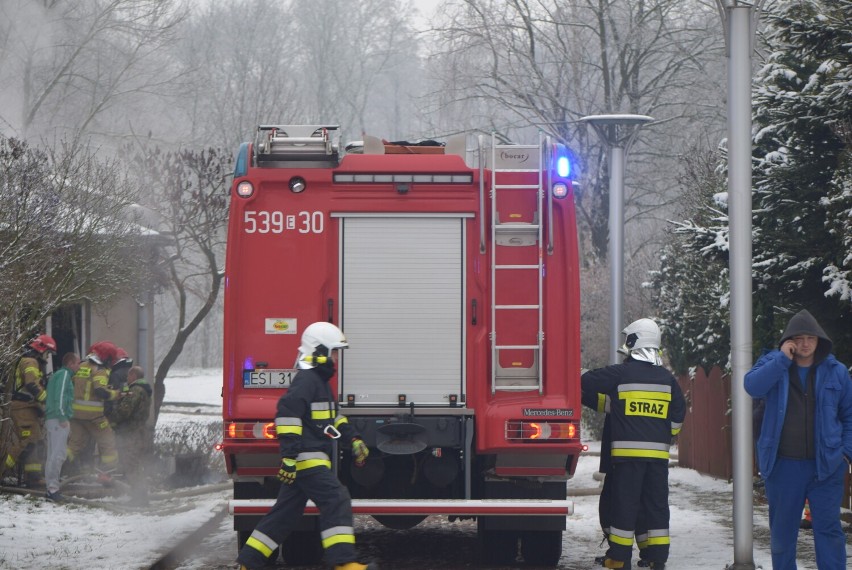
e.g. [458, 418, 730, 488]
[114, 347, 132, 365]
[87, 341, 118, 367]
[29, 334, 58, 354]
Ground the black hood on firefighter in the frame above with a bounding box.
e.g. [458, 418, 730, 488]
[779, 309, 832, 364]
[314, 359, 336, 381]
[22, 348, 47, 363]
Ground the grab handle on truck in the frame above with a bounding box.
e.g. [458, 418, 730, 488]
[545, 136, 555, 255]
[478, 134, 486, 254]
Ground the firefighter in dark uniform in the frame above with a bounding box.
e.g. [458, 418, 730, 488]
[236, 322, 377, 570]
[108, 347, 133, 391]
[581, 319, 685, 570]
[3, 334, 57, 486]
[104, 347, 132, 419]
[586, 345, 660, 567]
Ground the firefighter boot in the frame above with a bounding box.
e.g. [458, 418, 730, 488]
[637, 561, 665, 569]
[600, 558, 629, 569]
[334, 563, 379, 570]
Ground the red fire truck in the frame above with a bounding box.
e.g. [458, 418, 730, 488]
[222, 125, 583, 566]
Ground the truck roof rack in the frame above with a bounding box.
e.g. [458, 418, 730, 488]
[254, 125, 340, 165]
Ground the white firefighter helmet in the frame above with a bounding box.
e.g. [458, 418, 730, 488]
[622, 318, 661, 350]
[297, 322, 349, 369]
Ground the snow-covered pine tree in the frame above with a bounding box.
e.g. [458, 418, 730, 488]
[652, 0, 852, 371]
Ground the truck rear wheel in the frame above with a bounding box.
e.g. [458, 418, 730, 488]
[521, 530, 563, 566]
[478, 528, 519, 566]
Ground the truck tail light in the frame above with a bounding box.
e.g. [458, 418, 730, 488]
[505, 420, 577, 442]
[227, 421, 276, 440]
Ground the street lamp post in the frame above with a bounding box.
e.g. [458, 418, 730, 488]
[580, 114, 653, 364]
[717, 1, 763, 568]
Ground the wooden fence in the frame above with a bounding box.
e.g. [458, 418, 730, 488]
[675, 366, 852, 510]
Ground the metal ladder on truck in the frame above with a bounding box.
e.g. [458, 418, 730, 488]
[490, 133, 544, 394]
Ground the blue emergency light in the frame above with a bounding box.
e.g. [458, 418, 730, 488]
[551, 142, 573, 199]
[552, 143, 571, 179]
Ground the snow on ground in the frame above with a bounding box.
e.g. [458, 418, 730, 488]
[1, 369, 849, 569]
[0, 369, 227, 570]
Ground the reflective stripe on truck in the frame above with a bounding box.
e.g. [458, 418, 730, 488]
[230, 498, 573, 517]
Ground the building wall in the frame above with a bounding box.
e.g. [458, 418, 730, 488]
[47, 296, 155, 384]
[88, 296, 155, 382]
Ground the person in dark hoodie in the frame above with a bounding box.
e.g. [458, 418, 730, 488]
[745, 309, 852, 570]
[110, 365, 152, 505]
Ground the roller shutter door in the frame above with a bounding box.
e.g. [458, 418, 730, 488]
[340, 215, 464, 405]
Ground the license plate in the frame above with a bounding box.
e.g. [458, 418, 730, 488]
[243, 369, 296, 388]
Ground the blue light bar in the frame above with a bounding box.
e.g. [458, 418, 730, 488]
[557, 156, 570, 178]
[552, 142, 572, 179]
[234, 142, 250, 178]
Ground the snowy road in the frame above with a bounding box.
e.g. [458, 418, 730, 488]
[175, 458, 850, 570]
[156, 373, 849, 569]
[5, 372, 844, 570]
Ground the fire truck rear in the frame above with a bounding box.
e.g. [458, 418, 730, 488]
[222, 125, 583, 566]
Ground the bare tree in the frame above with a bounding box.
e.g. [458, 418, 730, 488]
[0, 135, 154, 458]
[427, 0, 723, 256]
[0, 0, 187, 146]
[290, 0, 420, 138]
[170, 0, 302, 150]
[425, 0, 724, 357]
[127, 144, 231, 420]
[171, 0, 423, 149]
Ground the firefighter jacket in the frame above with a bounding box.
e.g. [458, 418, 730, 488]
[45, 366, 75, 421]
[13, 354, 47, 405]
[71, 360, 118, 420]
[581, 359, 685, 462]
[109, 379, 152, 434]
[274, 365, 359, 471]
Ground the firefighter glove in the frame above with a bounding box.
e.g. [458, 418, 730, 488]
[351, 438, 369, 467]
[93, 387, 111, 400]
[278, 457, 297, 484]
[25, 383, 41, 397]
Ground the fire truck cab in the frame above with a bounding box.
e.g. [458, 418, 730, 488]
[222, 125, 584, 566]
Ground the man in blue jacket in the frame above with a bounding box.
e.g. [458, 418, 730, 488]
[745, 309, 852, 570]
